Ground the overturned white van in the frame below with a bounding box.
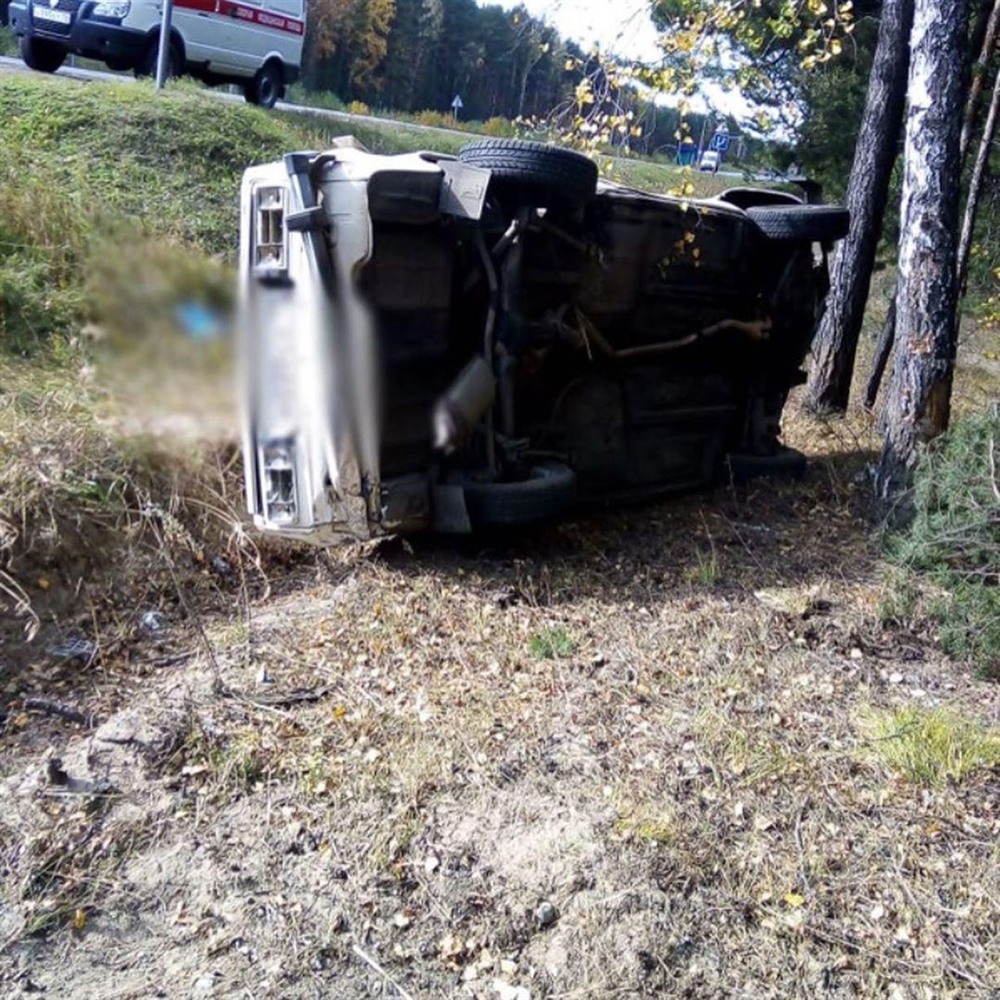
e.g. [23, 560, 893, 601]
[8, 0, 305, 107]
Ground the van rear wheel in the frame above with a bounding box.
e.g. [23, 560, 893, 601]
[136, 37, 180, 79]
[245, 63, 282, 109]
[20, 35, 66, 73]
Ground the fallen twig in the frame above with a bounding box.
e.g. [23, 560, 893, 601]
[351, 942, 416, 1000]
[246, 686, 330, 708]
[25, 697, 99, 729]
[150, 651, 198, 668]
[988, 435, 999, 504]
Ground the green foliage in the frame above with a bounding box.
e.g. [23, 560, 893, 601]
[886, 407, 1000, 678]
[794, 21, 877, 199]
[0, 25, 17, 57]
[863, 705, 1000, 786]
[877, 567, 917, 627]
[528, 625, 577, 660]
[305, 0, 584, 127]
[285, 83, 347, 112]
[647, 0, 869, 121]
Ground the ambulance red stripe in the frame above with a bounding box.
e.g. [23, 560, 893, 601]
[172, 0, 305, 37]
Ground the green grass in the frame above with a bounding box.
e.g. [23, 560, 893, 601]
[0, 26, 17, 57]
[528, 625, 578, 660]
[0, 74, 323, 256]
[863, 705, 1000, 786]
[0, 73, 331, 352]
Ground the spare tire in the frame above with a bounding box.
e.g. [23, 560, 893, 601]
[458, 138, 598, 209]
[460, 461, 576, 528]
[747, 205, 850, 242]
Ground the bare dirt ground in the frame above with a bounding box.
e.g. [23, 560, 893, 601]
[2, 384, 999, 999]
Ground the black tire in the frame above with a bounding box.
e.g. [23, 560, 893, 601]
[245, 62, 282, 109]
[460, 461, 576, 528]
[19, 35, 66, 73]
[136, 37, 179, 79]
[747, 204, 850, 242]
[458, 138, 598, 208]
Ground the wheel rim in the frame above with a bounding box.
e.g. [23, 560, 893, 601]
[260, 75, 276, 105]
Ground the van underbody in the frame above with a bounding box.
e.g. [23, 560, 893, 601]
[239, 139, 848, 541]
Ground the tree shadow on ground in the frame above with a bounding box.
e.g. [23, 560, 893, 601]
[0, 446, 881, 739]
[374, 447, 882, 610]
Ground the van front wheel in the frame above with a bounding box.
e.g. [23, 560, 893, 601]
[20, 35, 66, 73]
[245, 63, 282, 109]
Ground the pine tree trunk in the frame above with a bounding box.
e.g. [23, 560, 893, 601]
[960, 0, 1000, 162]
[875, 0, 966, 501]
[957, 59, 1000, 296]
[806, 0, 914, 413]
[864, 295, 897, 410]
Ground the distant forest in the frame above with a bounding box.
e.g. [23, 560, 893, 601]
[302, 0, 730, 158]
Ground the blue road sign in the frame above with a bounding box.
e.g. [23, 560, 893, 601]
[709, 132, 730, 153]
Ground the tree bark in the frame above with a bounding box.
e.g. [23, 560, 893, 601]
[806, 0, 914, 413]
[960, 0, 1000, 162]
[875, 0, 966, 501]
[956, 59, 1000, 297]
[864, 295, 897, 410]
[865, 0, 1000, 408]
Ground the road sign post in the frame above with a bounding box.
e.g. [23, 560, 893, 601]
[155, 0, 174, 91]
[709, 132, 731, 154]
[451, 94, 464, 122]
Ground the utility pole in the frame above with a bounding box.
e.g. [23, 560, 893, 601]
[155, 0, 174, 90]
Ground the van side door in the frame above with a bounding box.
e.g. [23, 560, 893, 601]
[222, 0, 305, 76]
[171, 0, 226, 67]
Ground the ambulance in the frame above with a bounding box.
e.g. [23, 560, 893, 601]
[7, 0, 305, 108]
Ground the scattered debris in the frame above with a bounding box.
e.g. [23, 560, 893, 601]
[535, 900, 558, 929]
[47, 638, 98, 664]
[139, 610, 165, 634]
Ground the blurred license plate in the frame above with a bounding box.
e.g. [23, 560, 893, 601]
[33, 8, 71, 24]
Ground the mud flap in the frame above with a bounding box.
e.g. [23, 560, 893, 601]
[431, 484, 473, 534]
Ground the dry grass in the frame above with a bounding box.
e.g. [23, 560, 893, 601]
[3, 425, 999, 996]
[2, 273, 997, 1000]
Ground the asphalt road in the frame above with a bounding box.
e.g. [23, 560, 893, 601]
[0, 54, 750, 180]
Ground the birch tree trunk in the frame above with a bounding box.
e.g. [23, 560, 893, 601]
[875, 0, 966, 501]
[864, 0, 998, 409]
[806, 0, 914, 413]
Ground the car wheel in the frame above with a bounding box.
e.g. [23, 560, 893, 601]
[457, 138, 598, 209]
[19, 35, 66, 73]
[747, 205, 850, 242]
[136, 37, 179, 79]
[459, 461, 577, 529]
[245, 63, 282, 109]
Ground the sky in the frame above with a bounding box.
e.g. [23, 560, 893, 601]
[476, 0, 754, 120]
[479, 0, 664, 63]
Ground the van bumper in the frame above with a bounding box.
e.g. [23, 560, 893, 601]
[10, 4, 147, 66]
